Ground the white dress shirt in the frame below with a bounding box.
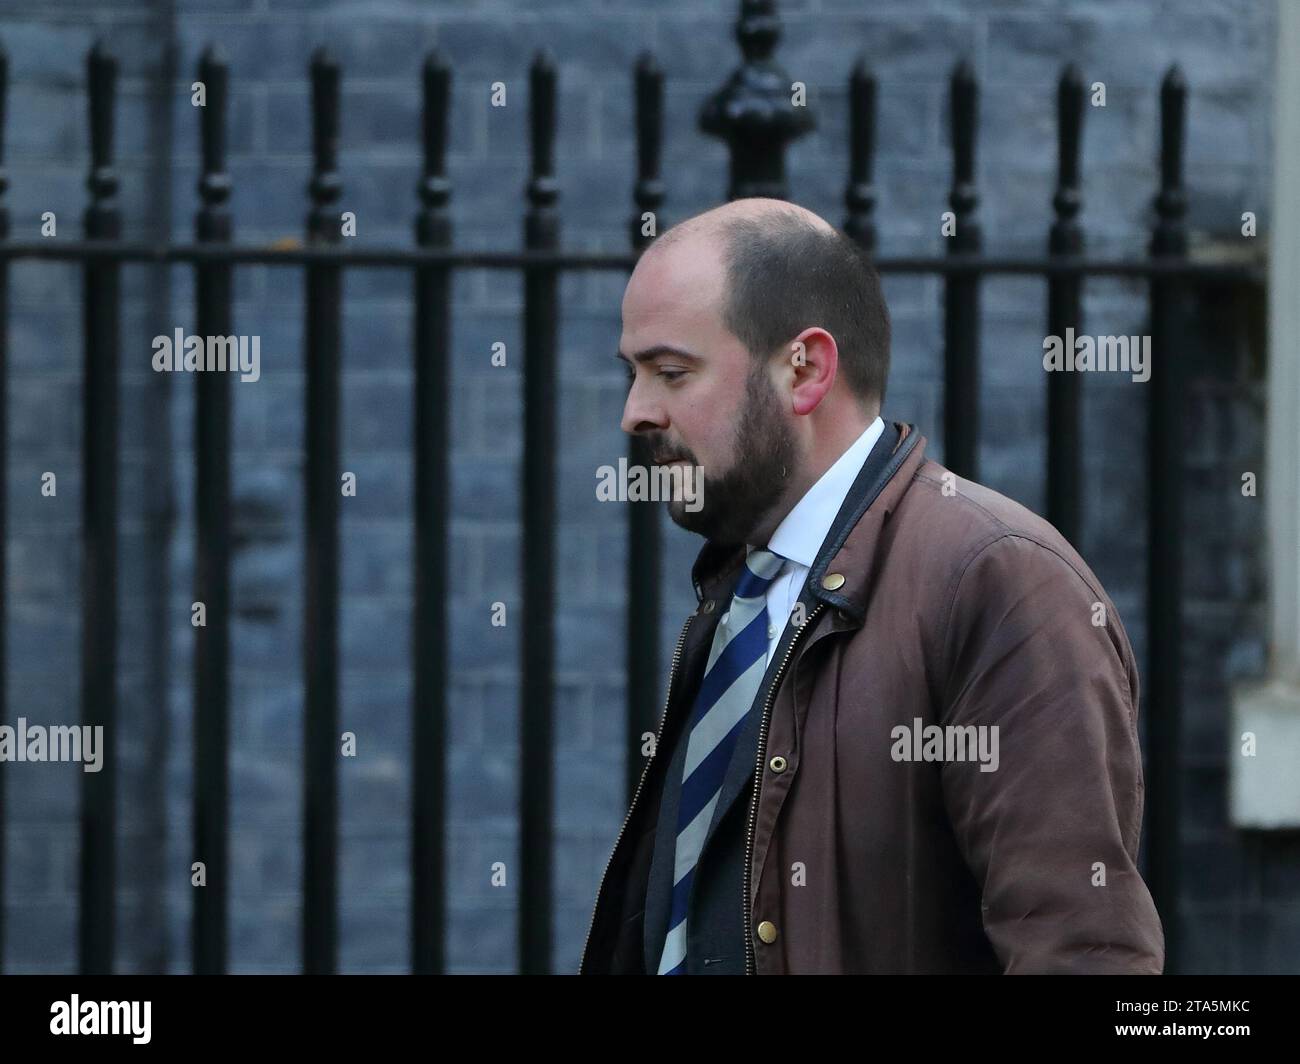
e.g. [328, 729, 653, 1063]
[739, 416, 885, 667]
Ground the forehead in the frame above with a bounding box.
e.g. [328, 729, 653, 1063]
[621, 237, 728, 344]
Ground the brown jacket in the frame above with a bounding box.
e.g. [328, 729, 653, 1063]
[580, 423, 1164, 974]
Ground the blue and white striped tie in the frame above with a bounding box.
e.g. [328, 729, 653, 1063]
[657, 546, 785, 975]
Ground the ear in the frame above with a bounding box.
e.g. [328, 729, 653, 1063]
[784, 328, 838, 416]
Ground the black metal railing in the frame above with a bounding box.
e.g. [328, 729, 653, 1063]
[0, 0, 1265, 976]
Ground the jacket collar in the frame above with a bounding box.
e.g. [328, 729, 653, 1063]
[690, 421, 928, 622]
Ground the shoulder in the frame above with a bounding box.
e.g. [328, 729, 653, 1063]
[897, 459, 1119, 624]
[898, 462, 1136, 693]
[904, 460, 1091, 573]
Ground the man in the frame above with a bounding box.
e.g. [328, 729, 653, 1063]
[580, 198, 1164, 975]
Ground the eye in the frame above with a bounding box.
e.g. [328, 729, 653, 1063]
[624, 366, 685, 385]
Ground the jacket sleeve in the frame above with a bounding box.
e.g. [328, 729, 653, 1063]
[936, 532, 1165, 974]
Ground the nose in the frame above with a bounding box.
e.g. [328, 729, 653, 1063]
[620, 376, 669, 436]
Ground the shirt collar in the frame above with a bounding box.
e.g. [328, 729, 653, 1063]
[755, 416, 885, 570]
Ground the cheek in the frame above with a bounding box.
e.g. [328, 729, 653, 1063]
[671, 405, 707, 452]
[673, 380, 737, 462]
[688, 425, 730, 471]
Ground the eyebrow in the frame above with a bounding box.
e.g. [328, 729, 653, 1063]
[615, 345, 704, 366]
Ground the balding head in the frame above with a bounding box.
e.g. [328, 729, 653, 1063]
[630, 197, 890, 407]
[643, 197, 836, 263]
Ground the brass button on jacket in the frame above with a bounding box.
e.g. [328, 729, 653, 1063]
[821, 572, 846, 590]
[756, 921, 778, 944]
[768, 755, 787, 773]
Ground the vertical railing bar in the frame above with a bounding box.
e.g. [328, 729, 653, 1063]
[412, 48, 452, 976]
[520, 47, 559, 975]
[193, 43, 232, 976]
[303, 46, 343, 975]
[79, 39, 121, 975]
[943, 59, 982, 480]
[623, 51, 664, 806]
[844, 55, 877, 254]
[1146, 64, 1189, 974]
[0, 41, 9, 975]
[1047, 63, 1085, 544]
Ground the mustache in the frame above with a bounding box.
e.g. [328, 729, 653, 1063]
[648, 443, 695, 464]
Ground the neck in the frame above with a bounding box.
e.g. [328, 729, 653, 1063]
[747, 408, 877, 545]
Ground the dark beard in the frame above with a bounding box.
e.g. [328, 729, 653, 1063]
[662, 364, 797, 544]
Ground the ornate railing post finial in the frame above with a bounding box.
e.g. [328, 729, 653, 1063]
[698, 0, 816, 202]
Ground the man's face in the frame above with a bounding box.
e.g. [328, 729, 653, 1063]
[618, 241, 797, 545]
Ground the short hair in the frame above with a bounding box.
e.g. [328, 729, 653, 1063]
[709, 211, 891, 406]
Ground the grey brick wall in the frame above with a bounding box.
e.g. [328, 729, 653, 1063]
[1, 0, 1292, 974]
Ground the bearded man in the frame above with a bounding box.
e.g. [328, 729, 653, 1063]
[581, 198, 1164, 975]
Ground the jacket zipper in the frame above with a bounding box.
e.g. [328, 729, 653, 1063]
[578, 611, 696, 974]
[743, 601, 826, 975]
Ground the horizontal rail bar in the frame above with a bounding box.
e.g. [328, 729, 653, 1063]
[0, 240, 1266, 280]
